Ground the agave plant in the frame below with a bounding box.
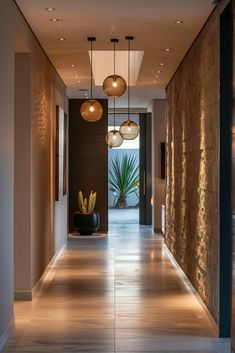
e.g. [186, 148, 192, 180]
[108, 153, 139, 208]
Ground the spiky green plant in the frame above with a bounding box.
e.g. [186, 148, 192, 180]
[78, 191, 97, 213]
[108, 153, 139, 208]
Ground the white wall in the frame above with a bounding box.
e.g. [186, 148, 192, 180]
[0, 0, 67, 343]
[147, 100, 166, 232]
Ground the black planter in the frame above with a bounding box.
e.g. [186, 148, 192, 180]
[73, 212, 100, 235]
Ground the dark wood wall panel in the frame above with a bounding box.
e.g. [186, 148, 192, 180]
[69, 99, 108, 232]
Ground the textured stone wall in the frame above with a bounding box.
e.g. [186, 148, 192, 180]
[165, 9, 220, 324]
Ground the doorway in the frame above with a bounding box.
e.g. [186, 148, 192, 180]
[108, 113, 140, 225]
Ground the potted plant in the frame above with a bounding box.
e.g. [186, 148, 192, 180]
[108, 153, 139, 208]
[73, 191, 100, 235]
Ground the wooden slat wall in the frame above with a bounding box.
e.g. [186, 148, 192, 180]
[69, 99, 108, 232]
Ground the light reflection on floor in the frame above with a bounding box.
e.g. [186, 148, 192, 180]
[2, 223, 230, 353]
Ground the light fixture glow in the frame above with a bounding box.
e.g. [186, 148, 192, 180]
[105, 130, 123, 148]
[105, 98, 123, 148]
[103, 39, 127, 97]
[120, 36, 139, 141]
[50, 18, 59, 22]
[80, 37, 103, 122]
[120, 120, 139, 140]
[175, 20, 183, 24]
[81, 99, 103, 122]
[58, 38, 66, 41]
[160, 62, 164, 66]
[46, 7, 55, 11]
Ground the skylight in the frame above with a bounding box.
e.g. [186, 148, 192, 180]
[89, 51, 144, 86]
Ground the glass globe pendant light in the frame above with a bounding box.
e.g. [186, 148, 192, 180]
[120, 36, 139, 140]
[105, 98, 124, 148]
[103, 38, 127, 97]
[80, 37, 103, 122]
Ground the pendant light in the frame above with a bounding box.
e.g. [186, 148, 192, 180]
[120, 36, 139, 140]
[103, 38, 127, 97]
[81, 37, 103, 122]
[105, 98, 124, 148]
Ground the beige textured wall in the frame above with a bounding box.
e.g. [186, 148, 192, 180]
[30, 53, 67, 287]
[165, 9, 220, 323]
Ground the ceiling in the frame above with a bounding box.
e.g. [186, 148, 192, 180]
[16, 0, 215, 108]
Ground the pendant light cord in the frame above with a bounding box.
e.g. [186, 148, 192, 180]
[90, 39, 93, 100]
[114, 41, 116, 76]
[113, 98, 116, 129]
[128, 38, 130, 122]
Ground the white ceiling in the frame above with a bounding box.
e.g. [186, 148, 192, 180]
[16, 0, 215, 108]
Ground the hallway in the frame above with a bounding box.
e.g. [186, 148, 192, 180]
[3, 225, 227, 353]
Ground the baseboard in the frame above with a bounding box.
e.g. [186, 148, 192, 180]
[14, 241, 67, 301]
[14, 291, 32, 301]
[0, 319, 14, 351]
[154, 227, 163, 234]
[163, 243, 219, 336]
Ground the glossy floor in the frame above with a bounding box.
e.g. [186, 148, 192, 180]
[3, 223, 230, 353]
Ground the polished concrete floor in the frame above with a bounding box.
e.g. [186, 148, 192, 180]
[3, 223, 230, 353]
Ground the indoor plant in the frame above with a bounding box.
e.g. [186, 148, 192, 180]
[108, 153, 139, 208]
[73, 191, 100, 235]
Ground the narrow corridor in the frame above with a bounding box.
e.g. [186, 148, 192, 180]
[3, 225, 227, 352]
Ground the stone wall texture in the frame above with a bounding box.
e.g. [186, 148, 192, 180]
[165, 9, 220, 324]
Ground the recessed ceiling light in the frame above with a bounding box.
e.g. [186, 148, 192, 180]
[154, 80, 157, 83]
[46, 7, 55, 11]
[155, 75, 159, 78]
[74, 75, 79, 79]
[175, 20, 183, 24]
[157, 70, 161, 73]
[77, 80, 81, 83]
[58, 38, 66, 41]
[50, 18, 59, 22]
[160, 62, 164, 66]
[165, 48, 171, 52]
[71, 64, 75, 67]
